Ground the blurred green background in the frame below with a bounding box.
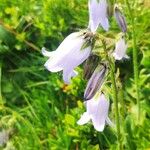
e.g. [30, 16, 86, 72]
[0, 0, 150, 149]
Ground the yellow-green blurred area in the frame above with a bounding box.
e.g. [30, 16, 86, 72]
[0, 0, 150, 149]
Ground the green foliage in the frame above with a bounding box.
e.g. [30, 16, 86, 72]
[0, 0, 150, 149]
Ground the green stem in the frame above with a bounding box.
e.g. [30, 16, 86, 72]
[102, 40, 122, 150]
[120, 84, 125, 119]
[0, 62, 2, 105]
[125, 0, 140, 121]
[110, 62, 122, 150]
[118, 78, 125, 120]
[97, 133, 103, 150]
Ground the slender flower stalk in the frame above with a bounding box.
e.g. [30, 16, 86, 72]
[118, 79, 126, 119]
[110, 62, 122, 150]
[125, 0, 140, 121]
[102, 40, 122, 150]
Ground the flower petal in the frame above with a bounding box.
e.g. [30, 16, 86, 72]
[89, 94, 109, 132]
[92, 117, 105, 131]
[99, 17, 109, 31]
[61, 43, 91, 83]
[112, 52, 122, 60]
[86, 96, 99, 115]
[88, 0, 109, 32]
[62, 37, 91, 69]
[113, 38, 128, 60]
[42, 47, 55, 57]
[44, 58, 63, 72]
[77, 112, 91, 125]
[43, 32, 82, 72]
[63, 68, 78, 84]
[88, 0, 99, 32]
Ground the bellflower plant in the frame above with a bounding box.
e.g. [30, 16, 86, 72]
[42, 31, 94, 84]
[42, 0, 129, 146]
[88, 0, 109, 32]
[77, 93, 112, 132]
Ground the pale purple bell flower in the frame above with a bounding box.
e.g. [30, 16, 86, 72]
[42, 32, 92, 84]
[113, 37, 129, 60]
[88, 0, 109, 32]
[77, 93, 113, 132]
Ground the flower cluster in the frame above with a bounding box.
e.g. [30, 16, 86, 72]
[42, 0, 128, 132]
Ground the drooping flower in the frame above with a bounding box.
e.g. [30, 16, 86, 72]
[88, 0, 109, 32]
[77, 93, 112, 132]
[114, 5, 127, 33]
[42, 31, 93, 84]
[113, 37, 129, 60]
[84, 63, 108, 100]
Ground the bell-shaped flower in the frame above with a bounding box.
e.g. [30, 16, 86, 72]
[77, 93, 113, 132]
[114, 5, 127, 33]
[113, 37, 129, 60]
[84, 63, 108, 100]
[88, 0, 109, 32]
[42, 32, 93, 84]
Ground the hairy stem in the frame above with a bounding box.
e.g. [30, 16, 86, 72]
[119, 83, 125, 119]
[110, 62, 122, 150]
[125, 0, 140, 121]
[102, 40, 122, 150]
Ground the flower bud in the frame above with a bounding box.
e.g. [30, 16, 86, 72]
[84, 63, 108, 100]
[114, 5, 127, 33]
[83, 54, 100, 80]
